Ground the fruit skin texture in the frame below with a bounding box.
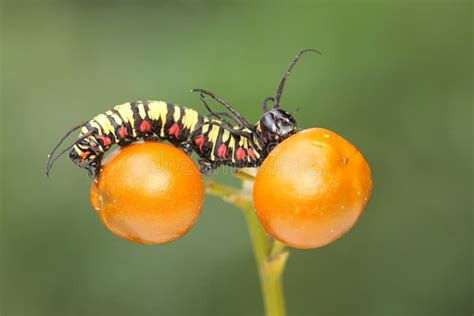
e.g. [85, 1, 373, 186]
[90, 141, 204, 245]
[253, 128, 373, 249]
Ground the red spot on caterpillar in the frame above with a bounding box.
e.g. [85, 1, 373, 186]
[248, 148, 256, 160]
[140, 120, 151, 133]
[169, 123, 180, 138]
[101, 136, 112, 146]
[194, 135, 205, 151]
[119, 126, 127, 138]
[236, 148, 246, 160]
[218, 144, 227, 158]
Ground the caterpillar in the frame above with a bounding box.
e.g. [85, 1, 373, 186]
[46, 49, 319, 178]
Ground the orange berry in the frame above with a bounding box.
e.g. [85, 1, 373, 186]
[253, 128, 373, 249]
[90, 141, 204, 245]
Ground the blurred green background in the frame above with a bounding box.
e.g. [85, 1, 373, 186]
[1, 1, 472, 315]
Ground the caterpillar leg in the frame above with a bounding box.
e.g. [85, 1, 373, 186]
[181, 142, 194, 155]
[198, 159, 218, 175]
[86, 154, 102, 179]
[86, 163, 101, 179]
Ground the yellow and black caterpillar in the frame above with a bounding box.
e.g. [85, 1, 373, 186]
[46, 49, 319, 178]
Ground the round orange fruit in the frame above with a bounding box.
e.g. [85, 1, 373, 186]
[90, 141, 204, 245]
[253, 128, 372, 249]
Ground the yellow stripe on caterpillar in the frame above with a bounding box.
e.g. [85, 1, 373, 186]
[201, 123, 210, 134]
[222, 130, 230, 143]
[147, 101, 168, 136]
[115, 103, 136, 137]
[208, 125, 221, 161]
[89, 121, 103, 135]
[160, 104, 168, 137]
[252, 145, 261, 159]
[147, 101, 162, 120]
[94, 114, 116, 137]
[111, 113, 123, 125]
[73, 145, 83, 155]
[253, 135, 262, 150]
[173, 106, 181, 122]
[182, 108, 199, 131]
[105, 110, 123, 125]
[138, 103, 147, 119]
[191, 110, 199, 131]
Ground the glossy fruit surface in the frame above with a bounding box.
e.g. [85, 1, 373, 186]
[253, 128, 373, 249]
[91, 141, 204, 245]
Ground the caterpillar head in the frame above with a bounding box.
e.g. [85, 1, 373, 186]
[258, 108, 298, 144]
[69, 136, 101, 178]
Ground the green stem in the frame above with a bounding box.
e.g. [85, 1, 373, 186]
[206, 177, 288, 316]
[244, 204, 288, 316]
